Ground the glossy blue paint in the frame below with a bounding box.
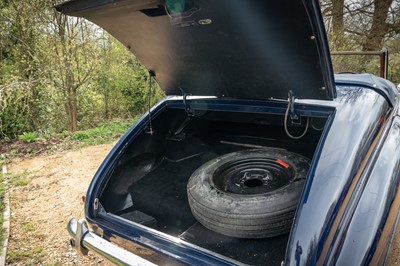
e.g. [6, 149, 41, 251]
[334, 116, 400, 264]
[335, 73, 399, 106]
[286, 86, 394, 265]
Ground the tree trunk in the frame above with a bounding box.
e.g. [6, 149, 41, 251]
[104, 87, 109, 120]
[69, 87, 78, 132]
[65, 61, 78, 132]
[56, 12, 79, 132]
[332, 0, 345, 35]
[363, 0, 393, 51]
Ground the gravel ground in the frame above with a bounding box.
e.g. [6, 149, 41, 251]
[6, 144, 114, 265]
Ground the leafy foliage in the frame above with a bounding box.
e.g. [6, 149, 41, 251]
[0, 0, 163, 139]
[70, 118, 137, 145]
[18, 132, 38, 143]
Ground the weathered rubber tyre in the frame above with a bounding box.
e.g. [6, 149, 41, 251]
[187, 148, 310, 238]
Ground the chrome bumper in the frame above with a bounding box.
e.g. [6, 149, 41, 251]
[67, 218, 156, 266]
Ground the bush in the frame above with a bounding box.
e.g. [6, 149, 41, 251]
[18, 132, 38, 143]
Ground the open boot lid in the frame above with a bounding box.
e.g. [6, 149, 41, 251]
[56, 0, 336, 101]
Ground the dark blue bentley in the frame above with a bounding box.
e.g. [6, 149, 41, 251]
[56, 0, 400, 265]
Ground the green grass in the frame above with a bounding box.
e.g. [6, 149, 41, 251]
[18, 132, 39, 143]
[8, 171, 32, 187]
[1, 118, 138, 162]
[44, 262, 62, 266]
[22, 223, 36, 233]
[0, 155, 11, 168]
[7, 246, 44, 263]
[70, 118, 136, 146]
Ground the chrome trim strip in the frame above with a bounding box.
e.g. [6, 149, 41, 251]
[67, 218, 157, 266]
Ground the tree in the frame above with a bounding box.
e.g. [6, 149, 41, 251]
[363, 0, 395, 51]
[322, 0, 400, 50]
[22, 0, 104, 133]
[0, 0, 45, 136]
[321, 0, 400, 82]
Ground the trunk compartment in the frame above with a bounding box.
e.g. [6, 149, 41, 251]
[98, 101, 329, 265]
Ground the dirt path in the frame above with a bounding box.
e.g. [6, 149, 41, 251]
[6, 144, 114, 265]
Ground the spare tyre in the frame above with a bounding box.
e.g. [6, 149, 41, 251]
[187, 148, 310, 238]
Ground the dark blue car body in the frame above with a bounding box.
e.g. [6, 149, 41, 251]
[57, 0, 400, 265]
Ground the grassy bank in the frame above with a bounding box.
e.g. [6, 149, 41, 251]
[0, 118, 138, 164]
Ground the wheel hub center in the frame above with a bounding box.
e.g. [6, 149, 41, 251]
[212, 157, 294, 195]
[241, 170, 271, 188]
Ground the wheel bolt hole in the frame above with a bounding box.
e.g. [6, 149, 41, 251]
[244, 179, 263, 188]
